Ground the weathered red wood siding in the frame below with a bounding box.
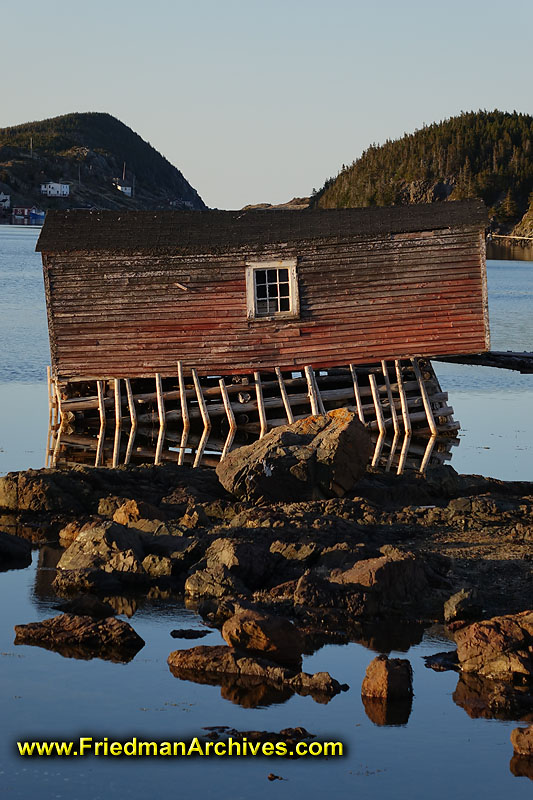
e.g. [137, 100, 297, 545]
[43, 225, 488, 380]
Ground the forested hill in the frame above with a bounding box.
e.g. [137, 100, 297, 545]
[0, 112, 206, 211]
[314, 111, 533, 232]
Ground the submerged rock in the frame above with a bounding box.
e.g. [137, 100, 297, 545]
[221, 609, 305, 667]
[14, 613, 145, 662]
[361, 655, 413, 699]
[216, 409, 372, 502]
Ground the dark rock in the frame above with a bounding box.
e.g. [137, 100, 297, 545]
[170, 629, 210, 639]
[361, 655, 413, 699]
[202, 536, 274, 589]
[444, 588, 483, 623]
[423, 650, 460, 672]
[14, 613, 144, 662]
[185, 565, 249, 599]
[222, 609, 305, 667]
[58, 519, 101, 548]
[511, 725, 533, 755]
[454, 611, 533, 679]
[52, 568, 125, 596]
[216, 409, 372, 503]
[0, 530, 32, 570]
[167, 645, 348, 703]
[142, 554, 173, 578]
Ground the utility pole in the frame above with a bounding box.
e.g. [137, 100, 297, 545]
[122, 161, 126, 182]
[30, 136, 33, 159]
[132, 174, 135, 198]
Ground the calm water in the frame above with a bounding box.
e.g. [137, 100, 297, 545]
[0, 226, 532, 799]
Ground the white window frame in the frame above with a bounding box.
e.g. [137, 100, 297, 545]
[245, 259, 299, 321]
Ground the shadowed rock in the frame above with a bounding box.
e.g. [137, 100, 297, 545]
[170, 628, 210, 639]
[216, 409, 372, 503]
[14, 613, 145, 662]
[510, 754, 533, 781]
[0, 530, 32, 570]
[444, 588, 483, 624]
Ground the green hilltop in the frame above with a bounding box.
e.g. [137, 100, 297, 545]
[0, 112, 206, 211]
[314, 110, 533, 232]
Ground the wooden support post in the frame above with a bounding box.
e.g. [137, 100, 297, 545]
[381, 360, 399, 436]
[177, 361, 190, 466]
[371, 432, 385, 468]
[51, 380, 63, 467]
[275, 367, 294, 423]
[369, 373, 386, 437]
[397, 433, 411, 475]
[349, 364, 365, 424]
[45, 366, 53, 467]
[254, 371, 268, 438]
[124, 378, 137, 465]
[313, 370, 326, 414]
[395, 359, 412, 436]
[411, 358, 438, 436]
[219, 378, 237, 460]
[95, 380, 106, 467]
[386, 430, 400, 472]
[420, 435, 437, 474]
[112, 378, 122, 468]
[192, 368, 211, 467]
[305, 366, 320, 415]
[155, 373, 166, 465]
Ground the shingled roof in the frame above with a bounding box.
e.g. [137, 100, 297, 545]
[36, 200, 487, 255]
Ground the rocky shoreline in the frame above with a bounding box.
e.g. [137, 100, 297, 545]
[2, 435, 533, 764]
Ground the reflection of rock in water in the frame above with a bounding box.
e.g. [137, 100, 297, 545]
[510, 755, 533, 781]
[169, 667, 294, 708]
[453, 673, 533, 721]
[362, 695, 413, 726]
[357, 620, 425, 653]
[33, 546, 63, 599]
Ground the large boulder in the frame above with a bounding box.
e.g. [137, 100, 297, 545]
[454, 611, 533, 680]
[511, 725, 533, 756]
[216, 409, 372, 502]
[222, 609, 305, 667]
[14, 613, 144, 662]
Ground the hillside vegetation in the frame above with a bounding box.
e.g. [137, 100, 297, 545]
[0, 112, 205, 211]
[314, 110, 533, 232]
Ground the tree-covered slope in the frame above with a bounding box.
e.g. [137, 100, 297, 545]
[0, 112, 205, 211]
[314, 110, 533, 231]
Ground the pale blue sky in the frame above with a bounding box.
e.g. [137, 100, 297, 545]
[2, 0, 532, 209]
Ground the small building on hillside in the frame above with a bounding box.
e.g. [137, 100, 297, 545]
[0, 191, 10, 209]
[12, 206, 34, 219]
[41, 182, 70, 197]
[113, 179, 132, 197]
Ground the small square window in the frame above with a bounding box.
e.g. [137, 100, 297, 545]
[245, 259, 299, 320]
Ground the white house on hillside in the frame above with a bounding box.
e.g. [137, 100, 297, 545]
[41, 182, 70, 197]
[0, 192, 10, 209]
[113, 179, 132, 197]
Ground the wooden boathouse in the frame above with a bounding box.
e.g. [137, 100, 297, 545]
[37, 200, 489, 471]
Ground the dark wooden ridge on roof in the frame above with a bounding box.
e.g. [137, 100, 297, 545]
[36, 200, 487, 254]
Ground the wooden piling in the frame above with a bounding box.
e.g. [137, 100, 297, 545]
[305, 366, 321, 415]
[192, 368, 211, 467]
[124, 378, 137, 465]
[219, 378, 237, 460]
[95, 380, 106, 467]
[254, 371, 268, 438]
[411, 358, 438, 436]
[275, 367, 294, 423]
[155, 372, 166, 465]
[349, 363, 365, 423]
[177, 361, 190, 466]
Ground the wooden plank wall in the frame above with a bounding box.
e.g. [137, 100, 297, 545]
[44, 225, 489, 380]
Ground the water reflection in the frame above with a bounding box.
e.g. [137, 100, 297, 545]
[510, 755, 533, 782]
[361, 695, 413, 726]
[453, 673, 533, 722]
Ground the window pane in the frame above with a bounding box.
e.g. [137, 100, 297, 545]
[279, 282, 289, 297]
[255, 270, 266, 285]
[267, 298, 279, 313]
[256, 283, 267, 299]
[267, 269, 277, 283]
[279, 268, 289, 282]
[256, 299, 268, 314]
[279, 297, 290, 311]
